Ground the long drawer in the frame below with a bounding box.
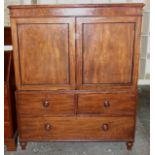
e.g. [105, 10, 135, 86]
[78, 94, 136, 115]
[19, 116, 135, 140]
[16, 93, 75, 115]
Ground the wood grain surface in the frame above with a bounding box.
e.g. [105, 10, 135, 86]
[9, 4, 144, 150]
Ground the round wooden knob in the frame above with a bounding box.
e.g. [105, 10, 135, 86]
[43, 100, 49, 108]
[44, 123, 52, 131]
[101, 124, 109, 131]
[103, 100, 110, 108]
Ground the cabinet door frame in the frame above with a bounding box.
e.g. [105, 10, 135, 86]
[11, 17, 75, 90]
[76, 17, 142, 92]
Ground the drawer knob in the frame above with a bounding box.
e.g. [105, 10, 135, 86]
[101, 124, 109, 131]
[43, 100, 49, 108]
[44, 123, 52, 131]
[103, 100, 110, 108]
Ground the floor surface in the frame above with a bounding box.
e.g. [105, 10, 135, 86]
[5, 86, 150, 155]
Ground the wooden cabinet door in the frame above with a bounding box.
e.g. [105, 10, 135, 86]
[11, 18, 75, 90]
[76, 17, 141, 91]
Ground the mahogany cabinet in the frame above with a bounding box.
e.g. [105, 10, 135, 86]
[4, 51, 17, 151]
[9, 3, 144, 150]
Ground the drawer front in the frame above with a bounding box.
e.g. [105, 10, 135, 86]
[78, 94, 136, 115]
[16, 93, 75, 115]
[20, 116, 135, 140]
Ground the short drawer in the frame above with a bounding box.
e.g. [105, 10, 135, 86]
[20, 116, 135, 140]
[16, 93, 75, 115]
[78, 94, 136, 115]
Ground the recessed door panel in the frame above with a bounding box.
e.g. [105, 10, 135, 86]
[12, 18, 75, 90]
[77, 17, 137, 90]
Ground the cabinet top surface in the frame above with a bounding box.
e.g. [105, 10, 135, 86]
[8, 3, 144, 9]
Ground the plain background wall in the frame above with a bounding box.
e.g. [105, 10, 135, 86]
[4, 0, 150, 85]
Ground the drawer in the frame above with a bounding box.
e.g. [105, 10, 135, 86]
[20, 116, 135, 140]
[78, 94, 136, 115]
[16, 93, 75, 115]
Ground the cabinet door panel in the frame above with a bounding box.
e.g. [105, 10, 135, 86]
[11, 18, 75, 90]
[76, 17, 140, 91]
